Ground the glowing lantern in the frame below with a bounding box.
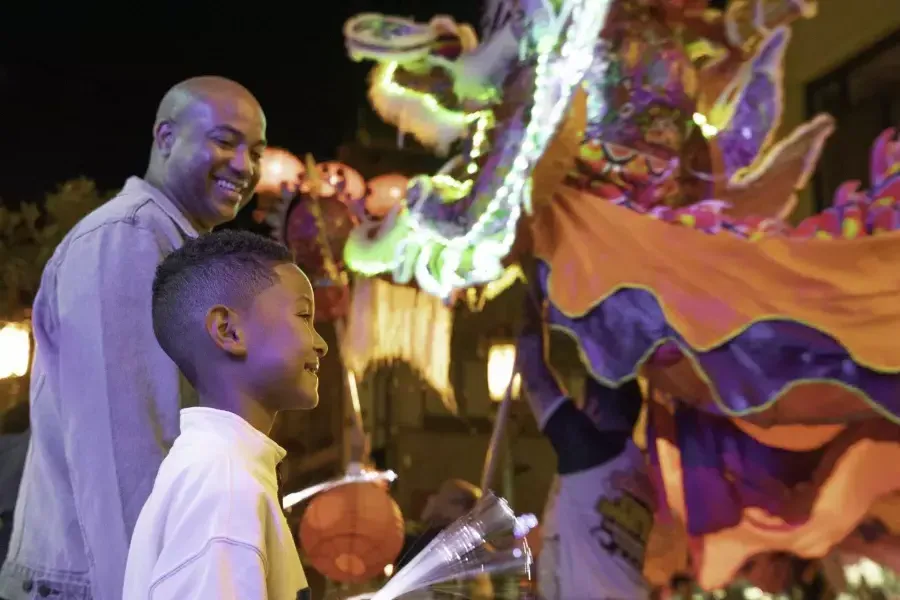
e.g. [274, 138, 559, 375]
[487, 343, 517, 402]
[0, 322, 30, 379]
[300, 482, 405, 584]
[257, 148, 304, 195]
[365, 173, 409, 217]
[315, 162, 367, 203]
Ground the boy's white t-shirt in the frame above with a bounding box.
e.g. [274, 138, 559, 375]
[538, 442, 654, 600]
[123, 407, 309, 600]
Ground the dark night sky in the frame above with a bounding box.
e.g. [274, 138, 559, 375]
[1, 0, 481, 206]
[2, 0, 730, 206]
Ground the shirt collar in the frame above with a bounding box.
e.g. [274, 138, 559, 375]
[179, 407, 286, 472]
[122, 177, 200, 238]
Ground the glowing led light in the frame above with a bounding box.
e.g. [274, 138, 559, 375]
[0, 322, 30, 379]
[345, 0, 612, 300]
[487, 343, 516, 402]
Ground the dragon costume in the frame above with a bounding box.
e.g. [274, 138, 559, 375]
[341, 0, 900, 590]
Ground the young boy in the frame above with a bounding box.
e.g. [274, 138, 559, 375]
[122, 230, 327, 599]
[517, 277, 654, 599]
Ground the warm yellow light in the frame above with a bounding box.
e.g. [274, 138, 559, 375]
[487, 343, 516, 402]
[257, 148, 304, 195]
[383, 563, 394, 577]
[0, 322, 31, 379]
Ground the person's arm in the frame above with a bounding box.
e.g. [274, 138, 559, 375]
[517, 261, 639, 474]
[148, 540, 267, 600]
[56, 222, 181, 600]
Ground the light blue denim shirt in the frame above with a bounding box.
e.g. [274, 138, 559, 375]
[0, 178, 199, 600]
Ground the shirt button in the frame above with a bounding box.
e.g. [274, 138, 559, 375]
[39, 583, 55, 597]
[22, 579, 33, 592]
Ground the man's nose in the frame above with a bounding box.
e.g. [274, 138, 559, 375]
[229, 147, 253, 175]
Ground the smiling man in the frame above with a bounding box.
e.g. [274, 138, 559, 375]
[0, 76, 266, 600]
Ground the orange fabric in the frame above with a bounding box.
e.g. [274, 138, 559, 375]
[692, 430, 900, 590]
[648, 405, 900, 590]
[641, 357, 878, 426]
[532, 185, 900, 371]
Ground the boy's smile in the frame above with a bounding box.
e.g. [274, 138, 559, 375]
[242, 263, 328, 411]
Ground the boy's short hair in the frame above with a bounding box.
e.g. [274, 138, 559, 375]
[151, 230, 294, 383]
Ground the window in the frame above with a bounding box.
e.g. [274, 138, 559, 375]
[807, 30, 900, 211]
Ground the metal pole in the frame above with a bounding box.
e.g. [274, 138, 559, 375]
[480, 371, 517, 493]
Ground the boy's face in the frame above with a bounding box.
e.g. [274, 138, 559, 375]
[243, 263, 327, 410]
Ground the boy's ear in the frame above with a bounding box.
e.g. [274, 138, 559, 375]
[205, 306, 247, 358]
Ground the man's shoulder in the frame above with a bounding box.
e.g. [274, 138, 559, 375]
[67, 186, 175, 242]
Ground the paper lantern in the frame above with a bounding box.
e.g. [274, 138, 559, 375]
[365, 174, 409, 217]
[300, 482, 405, 584]
[284, 195, 355, 280]
[258, 148, 305, 195]
[316, 161, 367, 203]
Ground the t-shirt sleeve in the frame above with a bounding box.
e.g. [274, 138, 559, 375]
[148, 538, 267, 600]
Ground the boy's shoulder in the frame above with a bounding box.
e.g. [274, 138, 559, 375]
[147, 448, 275, 552]
[157, 446, 272, 516]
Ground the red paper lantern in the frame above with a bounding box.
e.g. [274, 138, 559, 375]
[365, 174, 409, 217]
[300, 482, 405, 584]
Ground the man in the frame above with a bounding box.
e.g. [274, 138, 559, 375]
[0, 76, 266, 600]
[0, 402, 29, 566]
[517, 274, 653, 599]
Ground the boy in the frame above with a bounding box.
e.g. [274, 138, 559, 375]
[517, 277, 653, 599]
[123, 230, 327, 599]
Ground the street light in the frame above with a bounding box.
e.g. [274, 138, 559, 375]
[483, 340, 519, 493]
[487, 342, 516, 402]
[0, 322, 31, 379]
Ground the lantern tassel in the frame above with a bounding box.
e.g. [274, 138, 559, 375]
[362, 492, 536, 600]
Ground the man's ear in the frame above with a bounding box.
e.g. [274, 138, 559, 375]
[153, 120, 176, 158]
[205, 305, 247, 358]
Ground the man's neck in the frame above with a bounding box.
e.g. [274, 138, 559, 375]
[142, 171, 211, 234]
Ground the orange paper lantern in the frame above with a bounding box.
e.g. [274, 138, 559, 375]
[300, 482, 405, 584]
[257, 148, 305, 195]
[365, 174, 409, 217]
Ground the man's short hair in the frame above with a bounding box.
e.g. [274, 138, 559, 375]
[151, 230, 294, 383]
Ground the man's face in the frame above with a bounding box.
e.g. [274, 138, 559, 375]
[163, 94, 266, 230]
[243, 264, 327, 410]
